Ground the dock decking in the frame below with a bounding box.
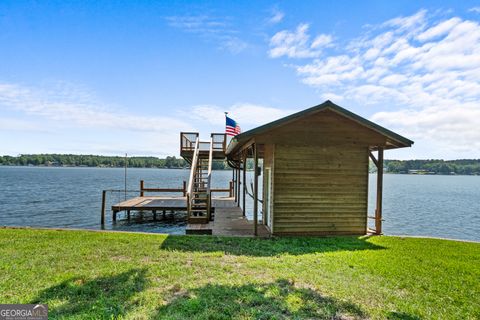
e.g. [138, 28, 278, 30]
[186, 198, 270, 237]
[110, 196, 269, 237]
[112, 196, 187, 212]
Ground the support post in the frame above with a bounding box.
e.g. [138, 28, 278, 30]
[242, 152, 246, 217]
[127, 210, 131, 220]
[233, 168, 237, 202]
[229, 181, 234, 197]
[375, 147, 384, 235]
[153, 210, 157, 220]
[253, 144, 258, 236]
[113, 210, 117, 223]
[236, 167, 240, 206]
[140, 180, 144, 197]
[101, 190, 106, 226]
[182, 180, 187, 196]
[232, 169, 235, 198]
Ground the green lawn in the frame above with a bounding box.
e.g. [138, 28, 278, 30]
[0, 229, 479, 319]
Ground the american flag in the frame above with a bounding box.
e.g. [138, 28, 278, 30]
[225, 115, 241, 136]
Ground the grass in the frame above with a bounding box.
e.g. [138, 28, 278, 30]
[0, 229, 479, 319]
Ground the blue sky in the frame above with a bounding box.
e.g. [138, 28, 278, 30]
[1, 0, 480, 159]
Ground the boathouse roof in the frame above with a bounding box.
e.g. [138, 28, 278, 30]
[226, 100, 414, 155]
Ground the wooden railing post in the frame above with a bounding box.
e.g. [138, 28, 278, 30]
[253, 144, 258, 236]
[101, 190, 106, 226]
[182, 180, 187, 196]
[140, 180, 144, 197]
[375, 147, 384, 235]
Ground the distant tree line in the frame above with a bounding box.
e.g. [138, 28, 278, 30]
[383, 159, 480, 175]
[0, 154, 230, 170]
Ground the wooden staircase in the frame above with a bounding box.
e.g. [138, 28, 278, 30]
[186, 137, 213, 224]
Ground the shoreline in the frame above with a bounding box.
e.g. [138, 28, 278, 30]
[1, 165, 479, 175]
[2, 225, 479, 243]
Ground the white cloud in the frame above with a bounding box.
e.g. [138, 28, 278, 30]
[311, 34, 333, 48]
[0, 82, 197, 156]
[0, 82, 191, 133]
[188, 103, 293, 131]
[166, 15, 248, 54]
[469, 7, 480, 14]
[268, 8, 285, 24]
[416, 17, 461, 41]
[280, 9, 480, 158]
[0, 118, 48, 132]
[383, 9, 427, 33]
[269, 24, 333, 58]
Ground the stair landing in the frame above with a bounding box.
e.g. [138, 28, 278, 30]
[186, 198, 271, 237]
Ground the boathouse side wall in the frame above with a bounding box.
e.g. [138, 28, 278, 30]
[271, 144, 369, 235]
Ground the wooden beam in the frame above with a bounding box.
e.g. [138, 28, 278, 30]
[237, 167, 241, 207]
[369, 151, 378, 168]
[242, 151, 247, 217]
[232, 138, 255, 160]
[375, 147, 384, 235]
[253, 143, 259, 236]
[140, 180, 144, 197]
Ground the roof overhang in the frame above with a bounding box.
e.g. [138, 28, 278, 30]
[226, 100, 414, 156]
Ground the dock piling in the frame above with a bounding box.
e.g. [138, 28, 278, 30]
[101, 190, 106, 226]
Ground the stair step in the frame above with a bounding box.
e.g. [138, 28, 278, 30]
[187, 217, 209, 225]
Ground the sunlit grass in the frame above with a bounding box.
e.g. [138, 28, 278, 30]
[0, 228, 478, 319]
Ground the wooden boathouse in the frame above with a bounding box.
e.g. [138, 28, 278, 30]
[226, 100, 413, 236]
[109, 100, 412, 236]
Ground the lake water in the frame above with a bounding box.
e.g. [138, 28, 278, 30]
[0, 166, 479, 241]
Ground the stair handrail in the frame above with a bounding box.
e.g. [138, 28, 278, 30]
[206, 136, 214, 219]
[187, 137, 200, 208]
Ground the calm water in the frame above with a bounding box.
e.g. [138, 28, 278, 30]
[0, 166, 479, 241]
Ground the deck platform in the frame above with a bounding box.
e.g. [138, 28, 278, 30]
[187, 198, 270, 237]
[111, 196, 270, 237]
[112, 196, 187, 212]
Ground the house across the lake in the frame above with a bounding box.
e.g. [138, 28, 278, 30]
[110, 100, 413, 236]
[179, 100, 413, 236]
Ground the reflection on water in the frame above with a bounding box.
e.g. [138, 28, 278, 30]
[0, 167, 479, 241]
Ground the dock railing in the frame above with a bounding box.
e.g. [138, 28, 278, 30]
[206, 135, 214, 220]
[100, 179, 235, 226]
[211, 133, 227, 153]
[186, 137, 200, 215]
[180, 132, 199, 153]
[140, 180, 187, 197]
[180, 132, 227, 158]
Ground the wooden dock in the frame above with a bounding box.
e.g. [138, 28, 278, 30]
[186, 198, 270, 237]
[109, 196, 269, 237]
[112, 196, 187, 212]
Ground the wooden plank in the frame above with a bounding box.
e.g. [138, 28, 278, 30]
[272, 144, 368, 235]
